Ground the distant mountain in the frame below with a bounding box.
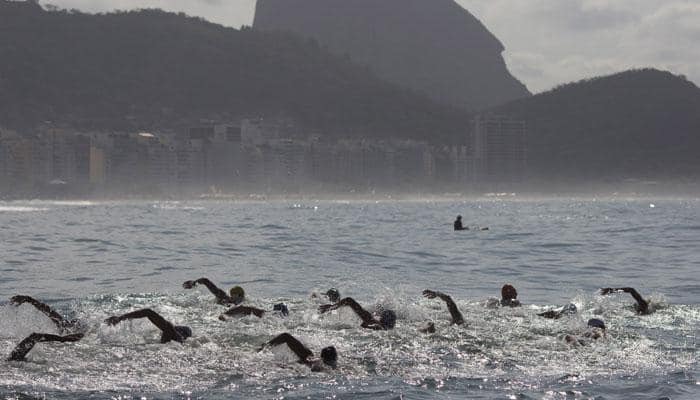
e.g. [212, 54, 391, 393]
[492, 69, 700, 180]
[254, 0, 531, 111]
[0, 0, 470, 142]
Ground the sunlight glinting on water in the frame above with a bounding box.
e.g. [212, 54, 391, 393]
[0, 199, 698, 399]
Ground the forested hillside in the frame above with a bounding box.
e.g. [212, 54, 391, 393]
[0, 0, 470, 142]
[493, 69, 700, 180]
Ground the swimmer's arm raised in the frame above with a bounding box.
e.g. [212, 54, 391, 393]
[260, 333, 313, 363]
[105, 309, 177, 337]
[423, 290, 464, 325]
[183, 278, 231, 303]
[319, 297, 375, 326]
[601, 287, 649, 314]
[219, 306, 265, 320]
[7, 332, 83, 361]
[10, 295, 71, 329]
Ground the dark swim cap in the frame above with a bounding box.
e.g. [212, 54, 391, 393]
[273, 303, 289, 316]
[325, 288, 340, 303]
[175, 325, 193, 340]
[320, 346, 337, 368]
[379, 310, 397, 329]
[229, 286, 245, 299]
[501, 284, 518, 300]
[587, 318, 606, 330]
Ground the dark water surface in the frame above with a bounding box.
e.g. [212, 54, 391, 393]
[0, 199, 698, 399]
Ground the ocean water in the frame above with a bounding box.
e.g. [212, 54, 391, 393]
[0, 198, 698, 399]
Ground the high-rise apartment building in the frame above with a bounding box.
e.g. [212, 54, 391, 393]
[473, 114, 527, 184]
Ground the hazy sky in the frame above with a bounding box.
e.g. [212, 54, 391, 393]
[40, 0, 700, 93]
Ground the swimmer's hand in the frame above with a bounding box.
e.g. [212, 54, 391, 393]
[318, 304, 337, 314]
[182, 280, 197, 289]
[10, 295, 35, 305]
[600, 288, 622, 295]
[422, 290, 439, 299]
[104, 316, 122, 326]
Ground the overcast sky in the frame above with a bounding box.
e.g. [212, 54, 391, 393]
[40, 0, 700, 93]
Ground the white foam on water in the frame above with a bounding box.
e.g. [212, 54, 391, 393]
[151, 202, 205, 211]
[1, 199, 698, 398]
[0, 206, 49, 213]
[1, 292, 696, 396]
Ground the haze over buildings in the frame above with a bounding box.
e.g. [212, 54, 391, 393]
[0, 117, 527, 197]
[1, 1, 698, 198]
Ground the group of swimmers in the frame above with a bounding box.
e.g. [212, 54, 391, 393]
[4, 279, 654, 370]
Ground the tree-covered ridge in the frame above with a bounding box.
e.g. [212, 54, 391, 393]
[493, 69, 700, 179]
[254, 0, 531, 111]
[0, 1, 470, 142]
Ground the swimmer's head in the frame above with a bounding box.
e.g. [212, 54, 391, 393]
[174, 325, 192, 340]
[586, 318, 606, 340]
[587, 318, 606, 331]
[320, 346, 338, 368]
[272, 303, 289, 316]
[325, 288, 340, 303]
[379, 309, 397, 329]
[456, 215, 462, 220]
[501, 284, 518, 300]
[561, 303, 577, 315]
[229, 286, 245, 302]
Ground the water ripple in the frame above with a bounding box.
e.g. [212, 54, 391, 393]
[0, 199, 698, 399]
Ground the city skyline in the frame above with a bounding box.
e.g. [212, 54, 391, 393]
[0, 116, 529, 197]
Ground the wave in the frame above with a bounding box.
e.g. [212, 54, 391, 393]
[1, 200, 698, 399]
[151, 202, 205, 211]
[259, 224, 289, 230]
[1, 292, 696, 396]
[0, 206, 49, 213]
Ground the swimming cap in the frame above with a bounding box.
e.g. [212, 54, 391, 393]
[175, 325, 193, 340]
[320, 346, 338, 368]
[587, 318, 606, 330]
[273, 303, 289, 316]
[229, 286, 245, 299]
[379, 310, 397, 329]
[501, 284, 518, 300]
[325, 288, 340, 303]
[561, 303, 577, 315]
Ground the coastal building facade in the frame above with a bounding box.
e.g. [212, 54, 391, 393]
[0, 115, 528, 197]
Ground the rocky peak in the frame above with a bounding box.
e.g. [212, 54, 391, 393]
[254, 0, 531, 110]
